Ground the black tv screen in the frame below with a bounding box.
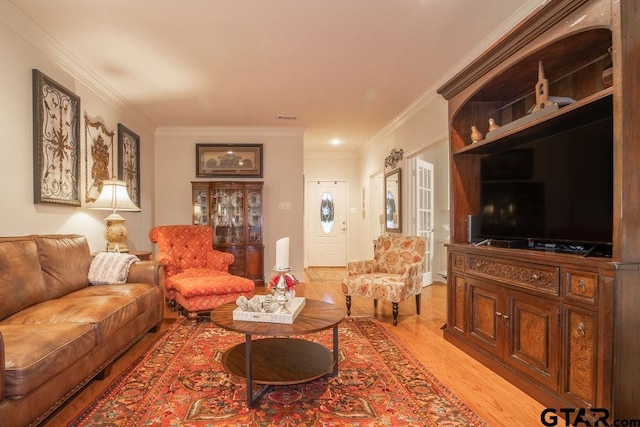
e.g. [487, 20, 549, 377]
[480, 116, 613, 246]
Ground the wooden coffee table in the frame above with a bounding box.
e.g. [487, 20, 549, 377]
[210, 299, 344, 407]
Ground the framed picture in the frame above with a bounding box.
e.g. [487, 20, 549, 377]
[84, 115, 114, 204]
[32, 69, 81, 206]
[118, 124, 141, 209]
[196, 143, 263, 178]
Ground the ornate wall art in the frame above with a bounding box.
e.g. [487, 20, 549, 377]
[196, 143, 263, 178]
[384, 148, 404, 169]
[84, 115, 114, 204]
[118, 124, 141, 209]
[32, 69, 81, 206]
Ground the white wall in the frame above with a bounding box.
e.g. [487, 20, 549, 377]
[0, 15, 156, 253]
[351, 94, 451, 262]
[302, 94, 450, 267]
[153, 127, 305, 280]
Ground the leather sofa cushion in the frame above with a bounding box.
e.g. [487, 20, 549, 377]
[2, 294, 139, 345]
[64, 283, 161, 318]
[0, 323, 95, 398]
[0, 239, 48, 320]
[35, 235, 92, 300]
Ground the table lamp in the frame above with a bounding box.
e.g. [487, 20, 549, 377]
[90, 178, 140, 252]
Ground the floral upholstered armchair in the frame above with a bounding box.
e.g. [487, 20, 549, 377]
[341, 235, 427, 325]
[149, 225, 255, 317]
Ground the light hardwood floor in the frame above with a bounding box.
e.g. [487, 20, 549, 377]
[44, 274, 546, 426]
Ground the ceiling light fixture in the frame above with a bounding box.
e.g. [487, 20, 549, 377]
[331, 138, 342, 146]
[277, 115, 298, 120]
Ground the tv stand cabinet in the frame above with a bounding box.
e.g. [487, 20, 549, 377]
[438, 0, 640, 421]
[447, 244, 614, 416]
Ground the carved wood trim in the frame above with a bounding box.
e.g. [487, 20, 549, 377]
[437, 0, 591, 100]
[467, 255, 559, 295]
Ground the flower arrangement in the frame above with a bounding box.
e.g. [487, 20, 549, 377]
[268, 272, 297, 291]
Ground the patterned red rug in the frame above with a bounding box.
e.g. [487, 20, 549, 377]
[70, 317, 485, 426]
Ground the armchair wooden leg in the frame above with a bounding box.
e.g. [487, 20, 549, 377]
[374, 299, 378, 308]
[346, 295, 351, 316]
[392, 302, 399, 326]
[167, 298, 178, 312]
[415, 293, 421, 315]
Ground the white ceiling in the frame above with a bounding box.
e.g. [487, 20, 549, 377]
[9, 0, 535, 153]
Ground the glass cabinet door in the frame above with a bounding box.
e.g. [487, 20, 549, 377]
[192, 187, 209, 225]
[247, 189, 262, 243]
[212, 188, 245, 245]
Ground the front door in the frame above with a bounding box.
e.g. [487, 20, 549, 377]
[306, 180, 347, 266]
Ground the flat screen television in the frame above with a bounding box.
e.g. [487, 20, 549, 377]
[479, 116, 613, 253]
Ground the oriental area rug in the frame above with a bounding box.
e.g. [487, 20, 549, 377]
[70, 317, 486, 427]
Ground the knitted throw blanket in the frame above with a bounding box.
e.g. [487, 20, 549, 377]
[88, 252, 138, 285]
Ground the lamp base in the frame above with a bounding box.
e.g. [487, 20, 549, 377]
[104, 213, 129, 253]
[106, 242, 129, 253]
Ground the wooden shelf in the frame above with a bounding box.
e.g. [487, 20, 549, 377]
[454, 88, 612, 155]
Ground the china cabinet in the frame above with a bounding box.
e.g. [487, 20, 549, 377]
[191, 181, 264, 286]
[438, 0, 640, 422]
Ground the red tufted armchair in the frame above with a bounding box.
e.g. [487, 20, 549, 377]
[149, 225, 255, 316]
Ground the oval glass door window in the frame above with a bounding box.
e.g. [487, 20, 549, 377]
[320, 192, 335, 234]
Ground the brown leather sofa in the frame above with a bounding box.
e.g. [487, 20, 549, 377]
[0, 234, 164, 427]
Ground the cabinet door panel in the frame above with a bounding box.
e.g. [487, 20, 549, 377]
[245, 245, 264, 285]
[562, 306, 597, 408]
[467, 278, 501, 356]
[448, 273, 466, 334]
[506, 291, 559, 390]
[225, 246, 246, 277]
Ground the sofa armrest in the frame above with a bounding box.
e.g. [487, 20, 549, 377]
[126, 260, 164, 288]
[155, 252, 181, 278]
[0, 330, 4, 402]
[346, 259, 376, 275]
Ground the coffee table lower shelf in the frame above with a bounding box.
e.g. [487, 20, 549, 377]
[221, 335, 338, 407]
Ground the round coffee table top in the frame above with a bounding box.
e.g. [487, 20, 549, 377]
[210, 298, 344, 336]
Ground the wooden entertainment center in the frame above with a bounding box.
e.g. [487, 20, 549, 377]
[437, 0, 639, 422]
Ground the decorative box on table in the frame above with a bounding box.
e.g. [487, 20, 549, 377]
[233, 296, 306, 324]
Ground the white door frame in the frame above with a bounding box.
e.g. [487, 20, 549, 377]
[406, 157, 434, 286]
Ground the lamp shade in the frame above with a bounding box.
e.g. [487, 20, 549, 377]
[90, 179, 140, 211]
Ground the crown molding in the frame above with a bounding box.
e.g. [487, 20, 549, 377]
[155, 126, 307, 138]
[0, 0, 156, 133]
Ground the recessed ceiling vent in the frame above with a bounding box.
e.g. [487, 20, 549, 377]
[277, 115, 298, 120]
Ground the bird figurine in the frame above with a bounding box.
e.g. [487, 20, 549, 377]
[470, 125, 484, 143]
[488, 118, 500, 132]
